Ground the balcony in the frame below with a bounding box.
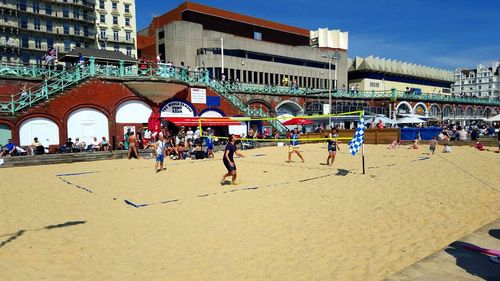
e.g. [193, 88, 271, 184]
[38, 0, 96, 10]
[2, 6, 95, 24]
[98, 34, 135, 44]
[0, 39, 20, 48]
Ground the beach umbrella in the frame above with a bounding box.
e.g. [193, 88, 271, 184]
[397, 116, 426, 124]
[485, 114, 500, 122]
[282, 118, 314, 126]
[371, 115, 397, 124]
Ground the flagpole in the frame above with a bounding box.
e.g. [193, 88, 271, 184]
[361, 110, 365, 175]
[362, 143, 365, 175]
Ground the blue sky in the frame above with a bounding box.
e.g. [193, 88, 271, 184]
[135, 0, 499, 70]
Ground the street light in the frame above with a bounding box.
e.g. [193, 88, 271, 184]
[322, 52, 341, 129]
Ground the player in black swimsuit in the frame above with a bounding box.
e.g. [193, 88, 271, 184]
[221, 134, 244, 185]
[326, 129, 340, 166]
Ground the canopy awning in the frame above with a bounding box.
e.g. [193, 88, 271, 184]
[163, 117, 242, 127]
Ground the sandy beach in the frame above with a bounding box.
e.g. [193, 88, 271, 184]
[1, 143, 499, 280]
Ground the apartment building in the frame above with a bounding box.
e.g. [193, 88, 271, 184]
[95, 0, 136, 58]
[452, 62, 500, 99]
[0, 0, 136, 65]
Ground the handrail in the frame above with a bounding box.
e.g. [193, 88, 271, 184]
[1, 59, 498, 117]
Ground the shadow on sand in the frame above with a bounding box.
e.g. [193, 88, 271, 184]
[0, 221, 86, 249]
[445, 241, 499, 281]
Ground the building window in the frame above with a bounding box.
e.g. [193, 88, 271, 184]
[74, 24, 80, 35]
[125, 17, 130, 26]
[19, 0, 27, 11]
[35, 36, 41, 49]
[33, 1, 40, 13]
[47, 37, 54, 49]
[112, 2, 117, 9]
[20, 16, 28, 29]
[99, 0, 105, 9]
[253, 31, 262, 40]
[100, 29, 106, 39]
[74, 8, 80, 18]
[125, 32, 131, 41]
[124, 4, 130, 13]
[113, 16, 118, 25]
[45, 4, 52, 15]
[46, 19, 53, 32]
[21, 34, 29, 48]
[21, 52, 30, 64]
[63, 7, 69, 17]
[84, 26, 89, 37]
[34, 18, 41, 30]
[158, 31, 164, 39]
[64, 40, 71, 52]
[114, 44, 119, 52]
[63, 23, 69, 34]
[113, 31, 118, 41]
[100, 14, 105, 23]
[126, 47, 131, 57]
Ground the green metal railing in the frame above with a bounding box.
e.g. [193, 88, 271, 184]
[1, 59, 499, 122]
[0, 59, 95, 114]
[0, 63, 65, 79]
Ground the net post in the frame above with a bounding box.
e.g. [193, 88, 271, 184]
[361, 110, 365, 175]
[362, 143, 365, 175]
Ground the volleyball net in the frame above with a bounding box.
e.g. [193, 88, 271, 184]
[196, 110, 365, 142]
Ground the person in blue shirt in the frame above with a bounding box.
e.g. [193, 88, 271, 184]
[1, 139, 16, 157]
[205, 128, 214, 158]
[221, 134, 244, 185]
[326, 129, 340, 166]
[287, 127, 304, 163]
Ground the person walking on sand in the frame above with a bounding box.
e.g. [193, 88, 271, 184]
[221, 134, 244, 185]
[154, 133, 166, 173]
[287, 127, 304, 163]
[128, 132, 139, 159]
[326, 129, 340, 166]
[429, 137, 438, 155]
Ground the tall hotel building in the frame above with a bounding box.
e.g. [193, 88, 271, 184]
[0, 0, 136, 64]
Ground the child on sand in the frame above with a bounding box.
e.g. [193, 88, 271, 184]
[429, 137, 438, 155]
[154, 134, 166, 173]
[388, 138, 400, 149]
[408, 138, 418, 149]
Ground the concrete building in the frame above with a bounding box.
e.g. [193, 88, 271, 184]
[452, 62, 500, 99]
[138, 2, 349, 91]
[348, 56, 454, 95]
[0, 0, 137, 65]
[95, 0, 137, 58]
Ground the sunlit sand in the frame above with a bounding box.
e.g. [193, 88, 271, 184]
[1, 144, 499, 280]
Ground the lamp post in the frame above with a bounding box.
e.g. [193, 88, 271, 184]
[322, 52, 341, 129]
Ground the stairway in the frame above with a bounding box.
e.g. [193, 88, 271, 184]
[0, 61, 95, 115]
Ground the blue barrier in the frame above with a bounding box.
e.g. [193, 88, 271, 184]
[401, 127, 442, 141]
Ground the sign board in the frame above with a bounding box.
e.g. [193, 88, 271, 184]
[190, 88, 206, 104]
[323, 104, 331, 115]
[160, 101, 195, 117]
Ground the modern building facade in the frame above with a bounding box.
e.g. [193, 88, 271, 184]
[95, 0, 137, 58]
[0, 0, 136, 65]
[348, 56, 454, 95]
[451, 62, 500, 99]
[138, 2, 349, 91]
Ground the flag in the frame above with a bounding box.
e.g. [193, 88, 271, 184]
[348, 114, 365, 156]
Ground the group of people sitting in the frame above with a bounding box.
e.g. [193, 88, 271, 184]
[58, 137, 110, 153]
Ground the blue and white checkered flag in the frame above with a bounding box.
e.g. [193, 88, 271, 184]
[348, 114, 365, 156]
